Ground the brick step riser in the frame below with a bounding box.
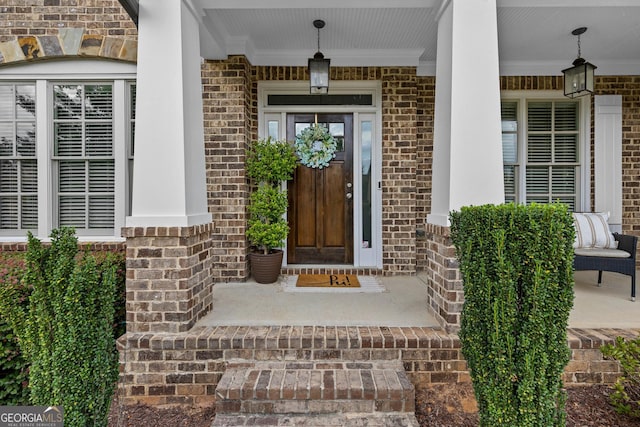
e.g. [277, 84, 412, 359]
[217, 399, 414, 415]
[212, 413, 420, 427]
[120, 326, 632, 409]
[216, 368, 414, 399]
[214, 361, 415, 416]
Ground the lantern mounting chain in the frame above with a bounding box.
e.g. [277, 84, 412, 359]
[562, 26, 596, 98]
[308, 19, 330, 94]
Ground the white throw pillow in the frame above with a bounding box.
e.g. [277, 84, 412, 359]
[572, 212, 618, 249]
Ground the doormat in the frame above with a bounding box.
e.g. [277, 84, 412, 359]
[296, 274, 360, 288]
[283, 275, 386, 293]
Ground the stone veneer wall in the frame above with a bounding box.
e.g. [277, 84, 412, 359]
[117, 326, 636, 408]
[0, 1, 137, 63]
[0, 27, 136, 64]
[122, 224, 214, 334]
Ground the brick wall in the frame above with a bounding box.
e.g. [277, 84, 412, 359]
[1, 2, 637, 275]
[202, 57, 252, 282]
[594, 76, 640, 237]
[500, 76, 640, 267]
[122, 225, 214, 334]
[204, 63, 420, 279]
[117, 326, 635, 408]
[416, 77, 436, 271]
[424, 223, 463, 332]
[0, 0, 136, 42]
[381, 68, 418, 274]
[253, 65, 418, 275]
[1, 2, 639, 287]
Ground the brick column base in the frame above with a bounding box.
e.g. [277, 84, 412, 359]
[425, 223, 463, 332]
[122, 223, 215, 333]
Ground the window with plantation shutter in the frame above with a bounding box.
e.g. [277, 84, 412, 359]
[501, 98, 581, 210]
[526, 101, 579, 210]
[501, 101, 518, 203]
[0, 60, 135, 240]
[0, 84, 37, 233]
[128, 83, 136, 216]
[53, 84, 115, 233]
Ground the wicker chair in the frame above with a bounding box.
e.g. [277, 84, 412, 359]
[573, 233, 638, 301]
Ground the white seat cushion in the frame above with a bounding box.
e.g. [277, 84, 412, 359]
[572, 212, 618, 249]
[574, 247, 630, 258]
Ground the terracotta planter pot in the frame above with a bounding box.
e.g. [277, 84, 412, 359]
[250, 250, 284, 284]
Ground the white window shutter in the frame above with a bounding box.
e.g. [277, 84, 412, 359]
[53, 83, 115, 232]
[594, 95, 622, 231]
[0, 84, 37, 232]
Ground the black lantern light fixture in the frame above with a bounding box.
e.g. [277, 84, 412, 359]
[562, 27, 597, 98]
[309, 19, 330, 94]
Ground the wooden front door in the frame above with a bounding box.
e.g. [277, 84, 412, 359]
[287, 113, 354, 264]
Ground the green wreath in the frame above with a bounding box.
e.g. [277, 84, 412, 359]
[294, 124, 337, 169]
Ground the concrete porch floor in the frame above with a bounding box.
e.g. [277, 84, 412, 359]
[195, 270, 640, 329]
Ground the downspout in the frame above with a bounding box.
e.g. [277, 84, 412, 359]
[118, 0, 139, 27]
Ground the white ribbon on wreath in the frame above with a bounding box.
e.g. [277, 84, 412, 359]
[294, 124, 337, 169]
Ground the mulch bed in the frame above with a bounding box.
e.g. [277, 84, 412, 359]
[414, 383, 639, 427]
[108, 400, 215, 427]
[107, 383, 637, 427]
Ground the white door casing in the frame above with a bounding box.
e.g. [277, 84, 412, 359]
[258, 81, 383, 268]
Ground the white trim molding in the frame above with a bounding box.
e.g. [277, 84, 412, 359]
[258, 80, 383, 268]
[594, 95, 623, 232]
[0, 61, 135, 242]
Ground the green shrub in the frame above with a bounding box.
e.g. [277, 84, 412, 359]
[94, 250, 127, 339]
[246, 136, 298, 184]
[0, 228, 119, 427]
[450, 203, 575, 427]
[0, 248, 126, 408]
[246, 184, 290, 254]
[601, 336, 640, 419]
[0, 253, 29, 405]
[246, 138, 297, 254]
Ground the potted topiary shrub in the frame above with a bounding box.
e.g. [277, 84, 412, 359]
[246, 137, 298, 283]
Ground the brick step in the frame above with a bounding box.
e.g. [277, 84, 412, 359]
[211, 413, 420, 426]
[215, 360, 415, 416]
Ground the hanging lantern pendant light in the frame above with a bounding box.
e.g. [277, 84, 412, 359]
[309, 19, 330, 94]
[562, 27, 597, 98]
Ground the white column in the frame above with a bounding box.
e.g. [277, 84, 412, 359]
[427, 0, 504, 226]
[126, 0, 211, 227]
[594, 95, 622, 232]
[35, 80, 52, 239]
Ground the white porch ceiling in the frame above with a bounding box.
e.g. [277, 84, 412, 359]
[191, 0, 640, 76]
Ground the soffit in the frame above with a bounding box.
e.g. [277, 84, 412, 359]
[192, 1, 640, 75]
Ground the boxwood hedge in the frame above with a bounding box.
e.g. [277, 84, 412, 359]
[450, 203, 575, 427]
